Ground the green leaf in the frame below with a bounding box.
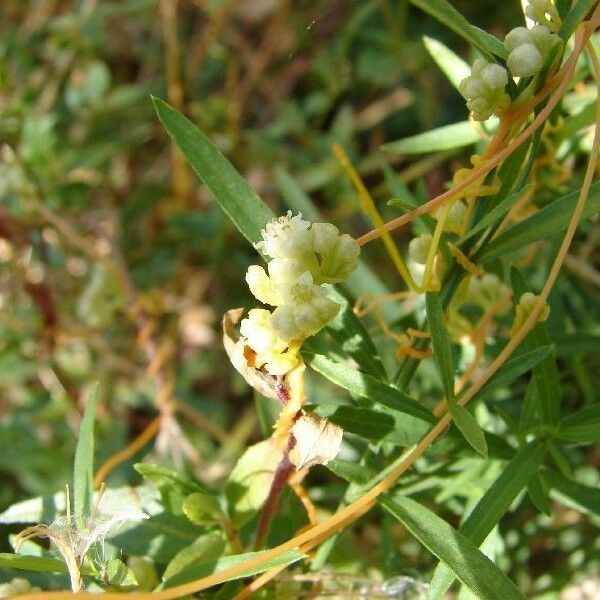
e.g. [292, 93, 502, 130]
[161, 549, 305, 588]
[225, 439, 282, 527]
[557, 404, 600, 444]
[511, 268, 561, 426]
[479, 345, 554, 395]
[542, 468, 600, 516]
[162, 534, 226, 582]
[105, 558, 138, 588]
[527, 472, 551, 515]
[74, 383, 98, 520]
[553, 333, 600, 356]
[409, 0, 507, 60]
[305, 353, 435, 423]
[153, 97, 273, 247]
[426, 292, 455, 402]
[429, 440, 546, 598]
[481, 181, 600, 261]
[317, 405, 394, 440]
[182, 492, 223, 524]
[326, 459, 374, 485]
[449, 404, 487, 457]
[382, 122, 479, 155]
[423, 36, 470, 91]
[380, 495, 524, 600]
[134, 463, 207, 494]
[0, 553, 68, 574]
[459, 185, 532, 244]
[324, 288, 388, 381]
[316, 404, 428, 446]
[559, 0, 598, 41]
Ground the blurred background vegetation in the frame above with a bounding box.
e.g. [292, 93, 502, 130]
[1, 0, 599, 597]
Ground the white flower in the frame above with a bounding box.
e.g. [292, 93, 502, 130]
[311, 223, 360, 283]
[271, 271, 340, 342]
[255, 211, 312, 260]
[459, 59, 511, 121]
[467, 273, 510, 311]
[239, 308, 299, 375]
[246, 265, 283, 306]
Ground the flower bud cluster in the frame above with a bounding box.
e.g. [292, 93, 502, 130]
[505, 25, 560, 78]
[459, 59, 511, 121]
[459, 1, 561, 121]
[241, 212, 360, 376]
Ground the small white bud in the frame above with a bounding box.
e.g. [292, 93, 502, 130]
[459, 60, 510, 121]
[512, 291, 550, 334]
[507, 43, 543, 77]
[408, 234, 432, 265]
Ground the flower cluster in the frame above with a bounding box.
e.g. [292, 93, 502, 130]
[459, 59, 511, 122]
[505, 25, 560, 78]
[241, 213, 360, 376]
[460, 0, 561, 121]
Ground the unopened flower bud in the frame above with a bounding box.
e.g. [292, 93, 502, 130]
[408, 234, 433, 265]
[505, 25, 560, 78]
[511, 291, 550, 333]
[459, 59, 511, 121]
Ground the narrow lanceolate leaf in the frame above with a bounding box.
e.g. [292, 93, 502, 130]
[511, 268, 560, 426]
[479, 345, 553, 395]
[459, 185, 532, 244]
[154, 99, 382, 380]
[153, 97, 273, 247]
[409, 0, 507, 60]
[0, 553, 68, 574]
[559, 0, 598, 41]
[542, 468, 600, 517]
[380, 495, 525, 600]
[426, 292, 455, 402]
[449, 404, 487, 457]
[557, 404, 600, 444]
[429, 440, 546, 599]
[482, 181, 600, 261]
[381, 122, 479, 155]
[305, 353, 435, 423]
[161, 549, 305, 588]
[74, 383, 99, 520]
[423, 36, 470, 91]
[324, 288, 387, 381]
